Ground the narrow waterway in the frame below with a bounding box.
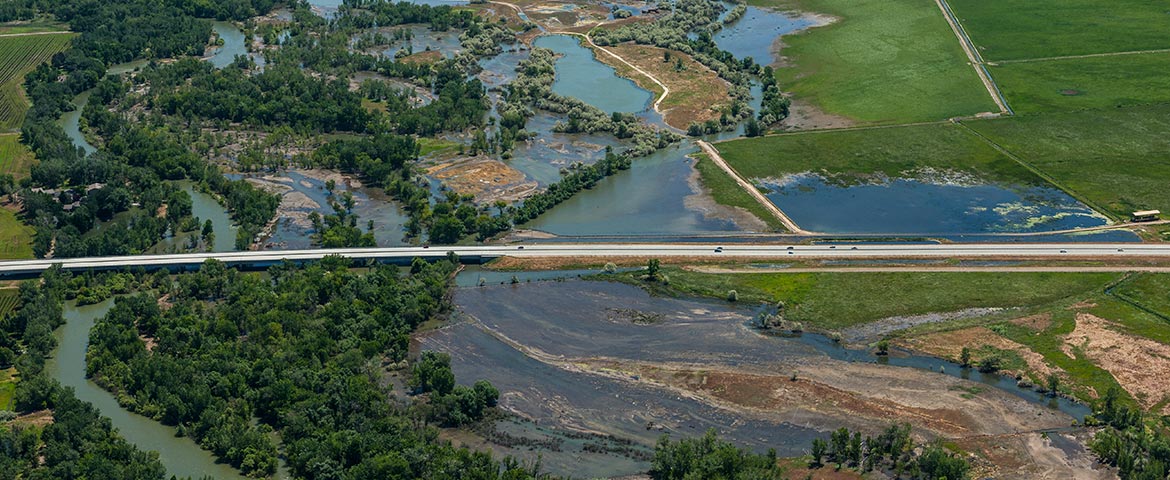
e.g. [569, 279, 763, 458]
[45, 299, 247, 479]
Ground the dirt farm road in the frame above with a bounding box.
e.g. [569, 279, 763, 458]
[696, 140, 811, 234]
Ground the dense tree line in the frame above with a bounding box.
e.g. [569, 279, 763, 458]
[510, 147, 630, 225]
[808, 424, 969, 479]
[0, 266, 168, 479]
[14, 1, 281, 257]
[83, 258, 546, 478]
[410, 351, 500, 426]
[308, 194, 376, 248]
[1088, 387, 1170, 479]
[150, 60, 373, 134]
[649, 429, 783, 479]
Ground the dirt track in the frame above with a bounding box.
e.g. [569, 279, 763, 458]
[696, 140, 810, 234]
[934, 0, 1011, 114]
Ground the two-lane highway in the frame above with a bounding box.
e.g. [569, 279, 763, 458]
[0, 243, 1167, 277]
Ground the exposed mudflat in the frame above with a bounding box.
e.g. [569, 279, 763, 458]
[841, 307, 1006, 344]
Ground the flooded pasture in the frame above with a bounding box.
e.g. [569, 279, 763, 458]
[762, 174, 1113, 235]
[712, 7, 819, 66]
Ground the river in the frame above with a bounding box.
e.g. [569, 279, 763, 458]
[44, 22, 263, 478]
[45, 299, 247, 479]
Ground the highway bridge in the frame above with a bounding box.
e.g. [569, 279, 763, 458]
[1, 243, 1167, 277]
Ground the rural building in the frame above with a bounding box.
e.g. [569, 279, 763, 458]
[1132, 210, 1161, 222]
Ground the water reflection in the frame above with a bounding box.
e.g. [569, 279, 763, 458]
[761, 174, 1111, 235]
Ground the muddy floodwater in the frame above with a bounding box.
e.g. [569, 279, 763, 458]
[535, 34, 653, 114]
[420, 279, 1086, 477]
[523, 139, 743, 235]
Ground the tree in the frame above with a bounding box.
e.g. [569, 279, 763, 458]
[411, 351, 455, 395]
[646, 258, 660, 281]
[977, 354, 1001, 373]
[959, 346, 971, 367]
[1046, 373, 1060, 397]
[744, 118, 762, 137]
[875, 340, 890, 356]
[810, 438, 827, 467]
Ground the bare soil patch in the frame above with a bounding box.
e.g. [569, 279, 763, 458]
[427, 156, 538, 203]
[12, 409, 53, 428]
[1010, 313, 1053, 331]
[401, 50, 442, 64]
[776, 97, 855, 131]
[1064, 313, 1170, 413]
[601, 43, 731, 129]
[841, 308, 1005, 344]
[955, 431, 1114, 480]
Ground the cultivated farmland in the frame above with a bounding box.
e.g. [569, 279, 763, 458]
[0, 32, 74, 131]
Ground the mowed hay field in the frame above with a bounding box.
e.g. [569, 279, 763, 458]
[964, 104, 1170, 218]
[756, 0, 996, 124]
[0, 32, 74, 131]
[714, 122, 1037, 186]
[990, 53, 1170, 114]
[947, 0, 1170, 61]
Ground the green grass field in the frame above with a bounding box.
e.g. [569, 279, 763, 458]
[0, 18, 67, 35]
[619, 269, 1115, 330]
[948, 0, 1170, 61]
[714, 122, 1038, 186]
[0, 133, 34, 178]
[964, 104, 1170, 217]
[1110, 273, 1170, 336]
[0, 32, 74, 131]
[692, 154, 786, 232]
[991, 53, 1170, 114]
[758, 0, 995, 124]
[0, 368, 16, 411]
[0, 208, 33, 259]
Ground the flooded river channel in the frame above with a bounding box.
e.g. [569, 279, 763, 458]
[420, 278, 1087, 478]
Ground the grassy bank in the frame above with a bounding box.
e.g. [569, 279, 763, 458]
[991, 53, 1170, 114]
[614, 268, 1114, 330]
[714, 122, 1037, 186]
[692, 153, 785, 231]
[947, 0, 1170, 61]
[963, 104, 1170, 217]
[757, 0, 994, 124]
